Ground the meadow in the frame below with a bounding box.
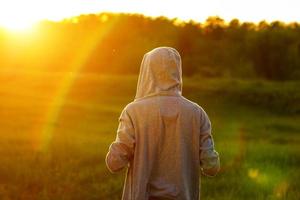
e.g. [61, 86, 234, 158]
[0, 71, 299, 200]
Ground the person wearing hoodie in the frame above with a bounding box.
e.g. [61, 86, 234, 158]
[106, 47, 220, 200]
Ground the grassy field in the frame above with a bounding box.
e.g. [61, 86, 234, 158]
[0, 72, 299, 200]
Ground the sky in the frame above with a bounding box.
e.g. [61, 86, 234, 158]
[0, 0, 299, 29]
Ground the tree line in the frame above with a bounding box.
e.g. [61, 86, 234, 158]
[0, 13, 300, 80]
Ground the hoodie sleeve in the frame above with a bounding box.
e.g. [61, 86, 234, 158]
[106, 109, 135, 173]
[199, 108, 220, 177]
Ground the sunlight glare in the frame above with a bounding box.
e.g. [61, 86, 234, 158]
[0, 18, 37, 32]
[0, 0, 299, 31]
[0, 0, 77, 31]
[0, 1, 40, 31]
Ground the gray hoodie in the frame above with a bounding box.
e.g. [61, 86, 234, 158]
[106, 47, 220, 200]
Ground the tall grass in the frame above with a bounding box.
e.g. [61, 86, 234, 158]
[0, 72, 299, 199]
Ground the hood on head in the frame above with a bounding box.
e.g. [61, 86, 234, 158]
[135, 47, 182, 100]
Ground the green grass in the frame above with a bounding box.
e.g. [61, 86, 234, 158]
[0, 72, 299, 200]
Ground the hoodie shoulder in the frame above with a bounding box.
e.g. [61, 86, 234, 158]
[121, 100, 144, 114]
[180, 96, 202, 109]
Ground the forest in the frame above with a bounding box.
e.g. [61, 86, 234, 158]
[1, 12, 300, 80]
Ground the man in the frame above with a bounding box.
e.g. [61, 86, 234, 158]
[106, 47, 220, 200]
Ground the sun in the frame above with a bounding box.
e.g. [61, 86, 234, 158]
[0, 1, 42, 32]
[0, 18, 37, 32]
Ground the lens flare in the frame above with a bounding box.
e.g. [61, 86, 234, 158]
[37, 17, 118, 152]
